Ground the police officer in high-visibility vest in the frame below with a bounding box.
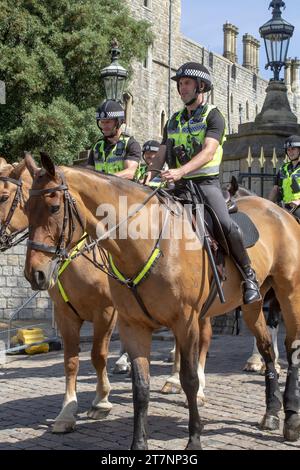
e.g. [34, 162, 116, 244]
[87, 100, 141, 180]
[152, 62, 261, 304]
[269, 135, 300, 221]
[135, 140, 161, 182]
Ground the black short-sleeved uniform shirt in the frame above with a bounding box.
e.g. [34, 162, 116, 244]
[161, 107, 225, 183]
[88, 135, 141, 167]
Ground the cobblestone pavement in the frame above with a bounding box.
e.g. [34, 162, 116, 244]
[0, 328, 299, 451]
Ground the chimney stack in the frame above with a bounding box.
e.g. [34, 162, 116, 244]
[243, 34, 260, 73]
[223, 22, 239, 63]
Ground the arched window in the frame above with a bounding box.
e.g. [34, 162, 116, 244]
[160, 110, 166, 137]
[230, 94, 234, 113]
[143, 0, 151, 8]
[209, 52, 214, 70]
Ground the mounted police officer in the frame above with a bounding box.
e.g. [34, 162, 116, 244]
[269, 135, 300, 220]
[153, 62, 261, 304]
[87, 100, 141, 180]
[135, 140, 161, 182]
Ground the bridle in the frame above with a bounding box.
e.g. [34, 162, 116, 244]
[0, 176, 29, 251]
[27, 170, 85, 260]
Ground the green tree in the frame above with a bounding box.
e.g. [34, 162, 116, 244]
[0, 0, 152, 164]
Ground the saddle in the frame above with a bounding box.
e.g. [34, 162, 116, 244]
[157, 182, 260, 316]
[159, 182, 259, 254]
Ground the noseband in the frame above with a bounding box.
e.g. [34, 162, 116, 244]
[0, 176, 29, 251]
[27, 171, 84, 260]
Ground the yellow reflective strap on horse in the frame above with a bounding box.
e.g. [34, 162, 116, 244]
[133, 248, 161, 286]
[109, 255, 127, 282]
[57, 234, 87, 303]
[108, 247, 161, 287]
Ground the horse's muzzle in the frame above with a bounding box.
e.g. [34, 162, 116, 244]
[24, 258, 60, 291]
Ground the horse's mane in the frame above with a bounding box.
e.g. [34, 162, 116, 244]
[62, 165, 153, 196]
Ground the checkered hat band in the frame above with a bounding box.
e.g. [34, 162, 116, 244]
[285, 142, 300, 148]
[96, 111, 124, 119]
[144, 145, 159, 152]
[179, 69, 210, 81]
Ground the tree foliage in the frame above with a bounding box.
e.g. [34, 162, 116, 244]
[0, 0, 152, 163]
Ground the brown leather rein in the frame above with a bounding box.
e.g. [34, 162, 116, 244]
[0, 176, 29, 251]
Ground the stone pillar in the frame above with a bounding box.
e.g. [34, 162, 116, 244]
[243, 34, 252, 70]
[285, 58, 292, 91]
[291, 58, 300, 93]
[250, 37, 256, 73]
[223, 23, 238, 63]
[231, 25, 239, 63]
[223, 22, 233, 61]
[254, 39, 260, 75]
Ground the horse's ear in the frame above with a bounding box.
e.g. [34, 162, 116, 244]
[11, 160, 26, 180]
[40, 152, 56, 178]
[24, 152, 39, 178]
[231, 175, 239, 193]
[0, 157, 7, 169]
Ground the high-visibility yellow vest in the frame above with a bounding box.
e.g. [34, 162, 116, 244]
[93, 135, 130, 173]
[167, 104, 225, 178]
[279, 162, 300, 203]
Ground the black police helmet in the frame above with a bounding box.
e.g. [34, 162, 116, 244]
[142, 140, 160, 154]
[96, 100, 125, 127]
[171, 62, 212, 93]
[284, 135, 300, 150]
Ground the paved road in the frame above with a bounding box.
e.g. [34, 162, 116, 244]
[0, 329, 299, 450]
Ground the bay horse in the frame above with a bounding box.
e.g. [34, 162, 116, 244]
[0, 158, 117, 433]
[24, 153, 300, 449]
[223, 176, 281, 374]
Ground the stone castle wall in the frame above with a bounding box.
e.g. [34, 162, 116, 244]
[0, 242, 52, 321]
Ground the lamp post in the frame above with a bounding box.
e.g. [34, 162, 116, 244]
[255, 0, 296, 129]
[100, 39, 128, 102]
[259, 1, 294, 81]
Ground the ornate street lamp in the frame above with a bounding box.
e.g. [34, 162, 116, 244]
[100, 39, 128, 102]
[259, 0, 294, 81]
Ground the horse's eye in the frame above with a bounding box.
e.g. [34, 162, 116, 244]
[0, 195, 9, 203]
[50, 205, 60, 214]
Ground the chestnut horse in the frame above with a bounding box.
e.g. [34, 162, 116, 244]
[0, 158, 117, 433]
[24, 154, 300, 449]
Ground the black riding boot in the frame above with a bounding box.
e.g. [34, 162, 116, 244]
[226, 223, 261, 304]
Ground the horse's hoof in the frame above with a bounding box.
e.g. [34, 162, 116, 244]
[87, 404, 112, 420]
[185, 440, 202, 450]
[243, 361, 263, 372]
[259, 414, 280, 431]
[112, 364, 131, 374]
[161, 382, 182, 394]
[52, 420, 76, 434]
[131, 442, 148, 450]
[283, 414, 300, 442]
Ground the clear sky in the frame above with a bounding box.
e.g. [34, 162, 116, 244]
[181, 0, 299, 79]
